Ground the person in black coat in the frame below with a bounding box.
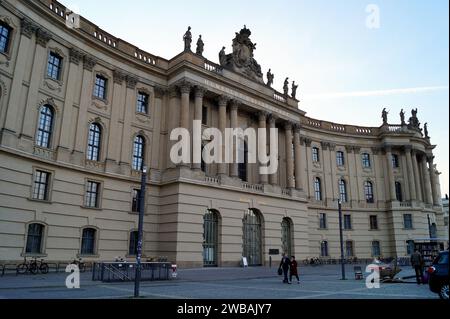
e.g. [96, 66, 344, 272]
[279, 252, 291, 283]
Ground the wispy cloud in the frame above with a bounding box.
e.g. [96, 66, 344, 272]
[304, 85, 449, 100]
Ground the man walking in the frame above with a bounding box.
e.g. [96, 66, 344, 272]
[279, 252, 290, 284]
[410, 249, 424, 284]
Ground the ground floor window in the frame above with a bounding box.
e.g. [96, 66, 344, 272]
[25, 223, 44, 254]
[243, 209, 262, 266]
[203, 210, 219, 267]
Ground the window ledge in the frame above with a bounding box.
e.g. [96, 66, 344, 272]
[21, 253, 48, 258]
[77, 254, 100, 258]
[80, 205, 102, 211]
[368, 229, 380, 231]
[28, 198, 52, 204]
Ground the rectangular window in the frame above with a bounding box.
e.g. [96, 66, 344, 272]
[372, 241, 381, 257]
[392, 154, 400, 168]
[132, 189, 141, 213]
[47, 52, 62, 80]
[319, 213, 327, 229]
[345, 241, 354, 257]
[93, 75, 107, 100]
[312, 147, 320, 163]
[362, 153, 371, 168]
[344, 214, 352, 230]
[403, 214, 413, 229]
[336, 151, 345, 166]
[136, 92, 149, 114]
[406, 240, 415, 255]
[85, 181, 100, 208]
[370, 215, 378, 230]
[32, 170, 50, 201]
[0, 23, 11, 53]
[129, 231, 138, 255]
[202, 106, 208, 126]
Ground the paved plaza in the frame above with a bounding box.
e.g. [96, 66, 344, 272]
[0, 265, 438, 299]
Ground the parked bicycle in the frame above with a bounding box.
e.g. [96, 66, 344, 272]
[17, 257, 49, 275]
[70, 257, 86, 272]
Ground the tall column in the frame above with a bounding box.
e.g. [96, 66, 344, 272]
[385, 146, 397, 201]
[166, 86, 180, 169]
[269, 115, 278, 186]
[420, 155, 433, 204]
[180, 81, 191, 131]
[293, 124, 303, 190]
[412, 150, 423, 202]
[285, 122, 295, 189]
[229, 100, 239, 178]
[119, 76, 137, 171]
[73, 55, 97, 158]
[58, 48, 84, 153]
[258, 111, 268, 185]
[321, 142, 333, 202]
[21, 29, 52, 140]
[2, 19, 37, 145]
[105, 70, 127, 166]
[404, 146, 416, 201]
[217, 96, 229, 177]
[428, 156, 439, 205]
[193, 86, 206, 170]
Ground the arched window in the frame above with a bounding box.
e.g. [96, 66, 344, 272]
[25, 223, 44, 254]
[203, 210, 219, 267]
[281, 218, 293, 257]
[129, 231, 139, 255]
[320, 241, 328, 257]
[314, 177, 322, 201]
[238, 141, 248, 182]
[87, 123, 101, 161]
[81, 228, 97, 255]
[338, 179, 347, 203]
[132, 135, 145, 171]
[36, 105, 54, 148]
[243, 209, 262, 266]
[395, 182, 403, 202]
[364, 181, 374, 203]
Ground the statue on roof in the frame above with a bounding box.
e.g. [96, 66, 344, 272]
[400, 109, 405, 125]
[183, 26, 192, 51]
[266, 69, 274, 87]
[382, 108, 388, 125]
[283, 78, 289, 96]
[196, 35, 204, 56]
[408, 108, 421, 131]
[291, 81, 298, 99]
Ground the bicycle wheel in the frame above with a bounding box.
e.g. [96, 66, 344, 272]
[17, 264, 27, 274]
[40, 263, 49, 274]
[29, 263, 38, 274]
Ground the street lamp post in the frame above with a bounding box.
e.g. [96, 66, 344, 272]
[338, 199, 346, 280]
[134, 166, 147, 298]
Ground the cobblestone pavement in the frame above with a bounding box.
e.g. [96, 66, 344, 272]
[0, 265, 438, 299]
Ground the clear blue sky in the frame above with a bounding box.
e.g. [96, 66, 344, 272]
[61, 0, 449, 195]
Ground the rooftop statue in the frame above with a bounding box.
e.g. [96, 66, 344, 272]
[424, 122, 429, 138]
[382, 108, 388, 125]
[408, 108, 421, 131]
[283, 78, 289, 96]
[266, 69, 274, 87]
[196, 35, 204, 56]
[219, 25, 264, 83]
[183, 26, 192, 51]
[291, 81, 298, 99]
[400, 109, 405, 125]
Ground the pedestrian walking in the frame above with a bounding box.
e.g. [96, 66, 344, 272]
[290, 256, 300, 284]
[410, 249, 424, 284]
[279, 252, 290, 283]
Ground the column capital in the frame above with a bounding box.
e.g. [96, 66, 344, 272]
[167, 85, 179, 98]
[329, 143, 336, 151]
[301, 137, 312, 147]
[154, 86, 166, 98]
[345, 145, 354, 153]
[384, 145, 393, 152]
[36, 28, 52, 47]
[218, 95, 230, 107]
[113, 70, 127, 85]
[268, 114, 278, 126]
[321, 141, 330, 150]
[258, 111, 269, 121]
[69, 48, 84, 65]
[194, 86, 207, 98]
[230, 99, 240, 111]
[20, 18, 38, 38]
[284, 121, 293, 131]
[179, 81, 192, 94]
[371, 146, 383, 155]
[403, 145, 413, 152]
[126, 75, 138, 89]
[83, 55, 97, 71]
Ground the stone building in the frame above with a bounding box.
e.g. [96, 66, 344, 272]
[0, 0, 446, 267]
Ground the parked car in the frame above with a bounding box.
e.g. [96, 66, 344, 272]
[428, 250, 449, 300]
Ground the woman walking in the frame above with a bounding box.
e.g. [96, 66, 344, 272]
[290, 256, 300, 284]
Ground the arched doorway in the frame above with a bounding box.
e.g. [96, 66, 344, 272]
[242, 209, 262, 266]
[281, 218, 293, 257]
[203, 209, 219, 267]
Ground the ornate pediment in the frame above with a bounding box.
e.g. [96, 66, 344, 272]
[219, 26, 264, 84]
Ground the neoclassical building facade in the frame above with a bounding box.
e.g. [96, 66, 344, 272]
[0, 0, 446, 267]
